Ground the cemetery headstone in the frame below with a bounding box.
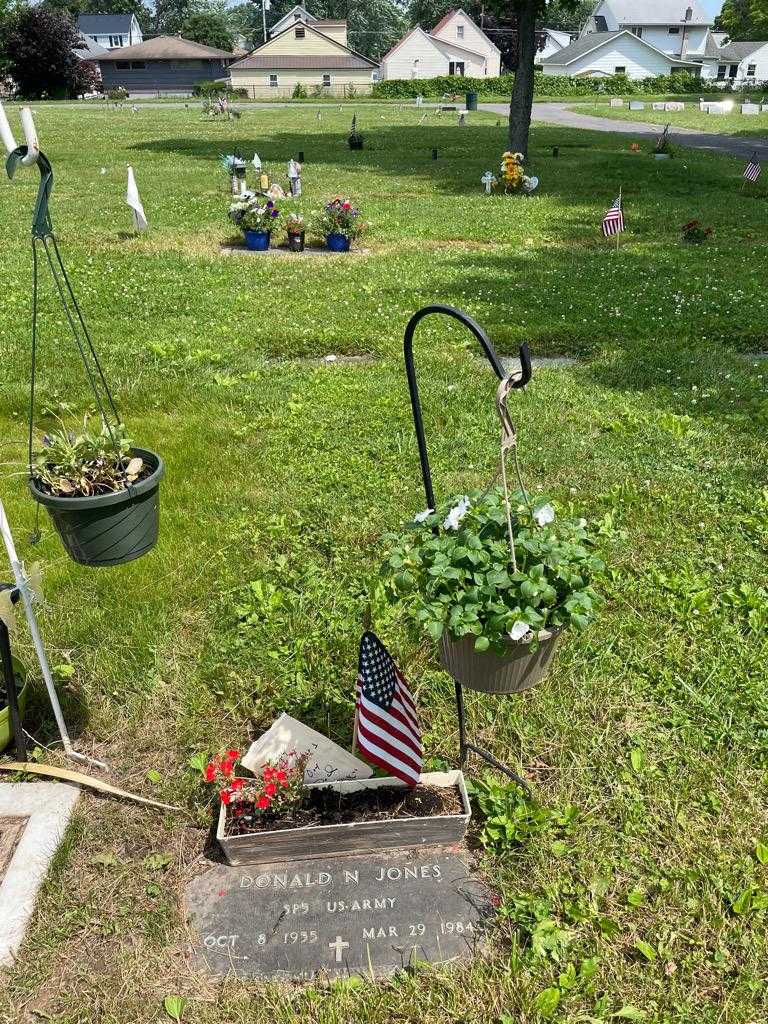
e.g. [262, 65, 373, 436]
[241, 714, 373, 782]
[610, 98, 624, 108]
[741, 103, 760, 114]
[458, 112, 466, 126]
[186, 849, 494, 980]
[415, 95, 423, 108]
[665, 102, 684, 111]
[653, 102, 665, 110]
[552, 145, 559, 157]
[629, 100, 645, 110]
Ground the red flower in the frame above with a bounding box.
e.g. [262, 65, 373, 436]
[342, 201, 351, 209]
[275, 769, 287, 784]
[257, 795, 270, 810]
[204, 762, 217, 782]
[263, 766, 275, 782]
[220, 788, 232, 805]
[226, 749, 240, 760]
[264, 783, 277, 797]
[230, 778, 245, 791]
[220, 757, 234, 777]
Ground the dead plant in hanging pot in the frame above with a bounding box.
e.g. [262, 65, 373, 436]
[28, 416, 164, 567]
[381, 487, 604, 694]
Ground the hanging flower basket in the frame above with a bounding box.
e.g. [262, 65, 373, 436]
[439, 628, 562, 695]
[29, 447, 164, 568]
[0, 656, 28, 753]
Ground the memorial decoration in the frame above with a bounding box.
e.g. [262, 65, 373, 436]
[493, 152, 538, 195]
[348, 114, 364, 150]
[653, 124, 673, 159]
[317, 197, 367, 252]
[0, 101, 164, 569]
[481, 170, 495, 194]
[221, 153, 247, 195]
[229, 196, 281, 251]
[241, 713, 372, 781]
[28, 417, 163, 566]
[681, 219, 713, 244]
[125, 165, 147, 231]
[285, 212, 306, 252]
[287, 158, 302, 197]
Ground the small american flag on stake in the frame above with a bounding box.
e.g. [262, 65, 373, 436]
[355, 631, 423, 786]
[744, 155, 761, 182]
[602, 191, 624, 237]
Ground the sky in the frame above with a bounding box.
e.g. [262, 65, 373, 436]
[702, 0, 724, 17]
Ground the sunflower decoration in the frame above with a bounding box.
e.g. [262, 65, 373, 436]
[493, 151, 537, 195]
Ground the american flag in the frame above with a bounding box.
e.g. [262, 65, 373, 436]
[602, 194, 624, 237]
[744, 158, 761, 182]
[355, 631, 422, 787]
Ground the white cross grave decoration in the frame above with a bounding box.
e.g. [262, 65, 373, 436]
[329, 936, 350, 963]
[481, 170, 495, 194]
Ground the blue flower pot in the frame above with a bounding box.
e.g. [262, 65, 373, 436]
[244, 229, 271, 251]
[326, 233, 351, 253]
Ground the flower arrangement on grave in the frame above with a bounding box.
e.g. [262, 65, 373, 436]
[493, 152, 537, 195]
[31, 417, 151, 497]
[348, 114, 364, 150]
[228, 197, 281, 250]
[204, 750, 309, 831]
[653, 125, 674, 157]
[317, 198, 367, 252]
[285, 211, 306, 252]
[220, 153, 247, 195]
[381, 487, 603, 691]
[681, 219, 713, 243]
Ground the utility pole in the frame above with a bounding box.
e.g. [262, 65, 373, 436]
[262, 0, 268, 42]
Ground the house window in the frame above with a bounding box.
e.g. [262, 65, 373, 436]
[614, 65, 626, 74]
[449, 61, 465, 75]
[729, 63, 738, 77]
[295, 26, 305, 38]
[457, 24, 464, 38]
[668, 26, 680, 33]
[116, 60, 130, 69]
[717, 64, 726, 79]
[109, 34, 124, 47]
[322, 74, 331, 87]
[630, 26, 642, 36]
[747, 63, 756, 76]
[269, 74, 278, 87]
[131, 61, 145, 69]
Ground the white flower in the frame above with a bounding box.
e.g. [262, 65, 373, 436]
[509, 620, 529, 642]
[413, 508, 433, 524]
[443, 496, 470, 531]
[533, 503, 555, 527]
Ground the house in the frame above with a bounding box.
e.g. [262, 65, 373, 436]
[537, 28, 573, 62]
[578, 0, 712, 59]
[73, 35, 110, 62]
[76, 14, 143, 50]
[97, 36, 236, 96]
[703, 39, 768, 84]
[380, 9, 501, 80]
[540, 29, 702, 77]
[228, 20, 379, 98]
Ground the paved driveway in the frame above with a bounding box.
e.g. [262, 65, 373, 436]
[480, 101, 768, 161]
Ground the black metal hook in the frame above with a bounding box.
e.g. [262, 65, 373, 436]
[403, 304, 531, 511]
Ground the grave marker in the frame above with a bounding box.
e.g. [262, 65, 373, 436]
[186, 850, 493, 980]
[629, 100, 645, 110]
[741, 103, 760, 114]
[610, 98, 624, 108]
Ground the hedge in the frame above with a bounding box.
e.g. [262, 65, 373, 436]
[371, 71, 737, 99]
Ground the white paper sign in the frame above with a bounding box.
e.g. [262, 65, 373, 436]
[241, 713, 373, 783]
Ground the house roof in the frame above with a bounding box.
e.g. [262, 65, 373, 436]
[543, 28, 572, 47]
[269, 5, 318, 32]
[231, 23, 378, 70]
[715, 39, 768, 61]
[98, 35, 235, 61]
[74, 35, 110, 60]
[76, 14, 136, 34]
[608, 0, 711, 25]
[541, 29, 700, 65]
[430, 8, 501, 52]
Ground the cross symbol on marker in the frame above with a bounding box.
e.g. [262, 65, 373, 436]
[329, 935, 349, 963]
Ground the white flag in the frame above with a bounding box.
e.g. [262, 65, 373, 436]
[126, 165, 147, 232]
[252, 152, 261, 172]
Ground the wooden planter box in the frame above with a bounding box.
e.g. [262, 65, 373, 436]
[217, 770, 471, 866]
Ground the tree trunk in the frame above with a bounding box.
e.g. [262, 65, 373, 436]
[508, 1, 538, 159]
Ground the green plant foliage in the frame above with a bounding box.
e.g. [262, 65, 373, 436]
[472, 776, 578, 852]
[31, 418, 145, 497]
[381, 488, 603, 654]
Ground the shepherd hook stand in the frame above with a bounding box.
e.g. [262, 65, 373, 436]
[403, 305, 532, 787]
[0, 102, 108, 770]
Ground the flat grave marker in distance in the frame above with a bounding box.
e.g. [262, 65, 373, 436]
[186, 849, 494, 981]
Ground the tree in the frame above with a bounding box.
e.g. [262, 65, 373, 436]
[544, 0, 592, 33]
[716, 0, 768, 41]
[154, 0, 197, 35]
[5, 6, 95, 98]
[183, 9, 234, 49]
[228, 2, 264, 48]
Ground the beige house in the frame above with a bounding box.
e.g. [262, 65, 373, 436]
[229, 17, 379, 98]
[380, 9, 501, 80]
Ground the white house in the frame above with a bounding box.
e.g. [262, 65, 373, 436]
[76, 14, 143, 51]
[541, 29, 702, 77]
[380, 9, 501, 80]
[545, 0, 768, 82]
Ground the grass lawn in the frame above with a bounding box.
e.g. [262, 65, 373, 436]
[568, 100, 768, 139]
[0, 103, 767, 1023]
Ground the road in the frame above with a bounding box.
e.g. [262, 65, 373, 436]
[480, 100, 768, 161]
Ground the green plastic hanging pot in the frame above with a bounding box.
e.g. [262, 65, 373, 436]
[0, 656, 28, 753]
[28, 448, 164, 567]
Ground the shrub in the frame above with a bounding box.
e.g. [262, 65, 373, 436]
[193, 80, 247, 99]
[292, 82, 308, 99]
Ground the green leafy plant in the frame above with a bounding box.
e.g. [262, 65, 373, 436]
[228, 197, 281, 233]
[381, 487, 603, 654]
[163, 995, 187, 1022]
[472, 776, 578, 852]
[681, 219, 713, 243]
[31, 417, 146, 497]
[316, 198, 368, 240]
[292, 82, 308, 99]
